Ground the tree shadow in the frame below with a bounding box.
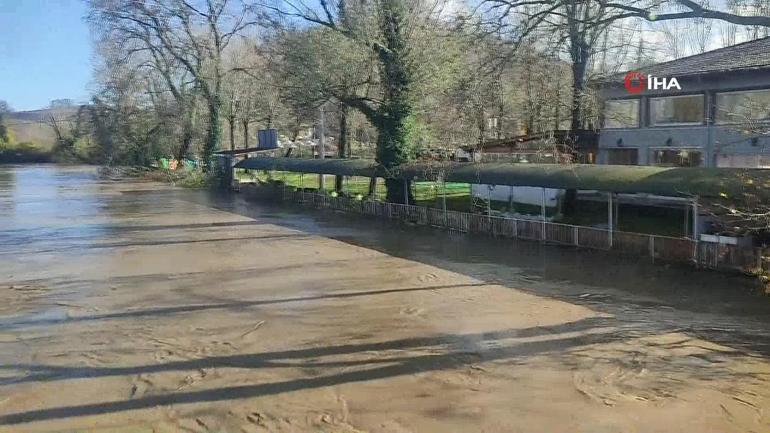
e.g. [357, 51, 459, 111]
[0, 317, 620, 425]
[1, 232, 313, 255]
[0, 282, 486, 330]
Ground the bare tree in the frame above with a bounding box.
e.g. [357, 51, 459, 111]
[607, 0, 770, 27]
[258, 0, 458, 202]
[0, 100, 11, 147]
[89, 0, 257, 170]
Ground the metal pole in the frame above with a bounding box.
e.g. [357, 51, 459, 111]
[541, 187, 547, 241]
[608, 192, 614, 248]
[486, 185, 491, 215]
[693, 197, 700, 265]
[441, 177, 446, 215]
[684, 204, 689, 237]
[692, 198, 699, 240]
[404, 179, 409, 205]
[319, 105, 325, 192]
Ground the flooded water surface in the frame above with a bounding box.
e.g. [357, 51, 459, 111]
[1, 165, 769, 433]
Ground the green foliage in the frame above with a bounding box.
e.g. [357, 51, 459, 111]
[0, 141, 52, 163]
[0, 127, 15, 149]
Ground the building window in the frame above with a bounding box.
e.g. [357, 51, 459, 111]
[716, 154, 770, 168]
[603, 99, 639, 128]
[653, 149, 702, 167]
[716, 89, 770, 124]
[649, 95, 704, 126]
[606, 148, 638, 165]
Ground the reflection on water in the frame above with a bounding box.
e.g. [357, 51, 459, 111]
[0, 165, 107, 247]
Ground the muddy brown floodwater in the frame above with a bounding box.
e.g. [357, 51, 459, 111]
[1, 165, 770, 433]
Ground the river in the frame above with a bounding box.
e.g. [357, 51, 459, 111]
[1, 164, 769, 432]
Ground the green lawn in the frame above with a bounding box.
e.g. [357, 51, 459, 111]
[237, 169, 689, 236]
[236, 169, 470, 202]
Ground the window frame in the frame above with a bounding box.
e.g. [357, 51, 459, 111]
[605, 147, 640, 166]
[648, 93, 706, 127]
[649, 147, 704, 167]
[714, 88, 770, 126]
[603, 98, 640, 129]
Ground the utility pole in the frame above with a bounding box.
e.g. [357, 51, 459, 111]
[319, 105, 325, 191]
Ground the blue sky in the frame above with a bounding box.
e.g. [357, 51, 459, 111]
[0, 0, 92, 111]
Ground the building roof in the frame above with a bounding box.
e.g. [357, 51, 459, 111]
[234, 157, 770, 201]
[634, 37, 770, 78]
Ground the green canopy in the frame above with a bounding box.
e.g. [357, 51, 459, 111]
[234, 157, 770, 200]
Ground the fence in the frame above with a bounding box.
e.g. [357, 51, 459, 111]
[266, 187, 761, 274]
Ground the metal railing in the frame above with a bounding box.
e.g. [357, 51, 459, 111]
[272, 188, 761, 273]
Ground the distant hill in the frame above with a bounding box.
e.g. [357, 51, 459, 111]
[5, 106, 81, 150]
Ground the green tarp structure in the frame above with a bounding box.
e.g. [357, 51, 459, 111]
[234, 157, 770, 201]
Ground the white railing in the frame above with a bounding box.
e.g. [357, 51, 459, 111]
[264, 187, 761, 273]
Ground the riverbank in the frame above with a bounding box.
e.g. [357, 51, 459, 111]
[1, 165, 769, 432]
[95, 165, 211, 188]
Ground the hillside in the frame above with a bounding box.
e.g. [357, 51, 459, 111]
[4, 107, 81, 150]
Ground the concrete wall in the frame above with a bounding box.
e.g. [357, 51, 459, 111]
[598, 70, 770, 167]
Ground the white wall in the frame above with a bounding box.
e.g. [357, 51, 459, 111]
[470, 185, 561, 207]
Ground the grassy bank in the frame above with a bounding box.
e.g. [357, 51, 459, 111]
[98, 166, 213, 188]
[0, 143, 53, 163]
[239, 169, 689, 236]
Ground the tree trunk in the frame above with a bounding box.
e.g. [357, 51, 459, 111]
[228, 115, 235, 151]
[377, 106, 413, 203]
[203, 97, 222, 172]
[375, 0, 415, 203]
[176, 131, 194, 162]
[176, 100, 197, 162]
[367, 176, 377, 198]
[564, 38, 589, 215]
[385, 178, 413, 204]
[242, 120, 249, 149]
[335, 106, 349, 192]
[570, 56, 587, 132]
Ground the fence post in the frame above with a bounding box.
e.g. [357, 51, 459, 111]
[649, 236, 655, 263]
[693, 197, 700, 266]
[486, 185, 492, 216]
[573, 226, 579, 246]
[442, 176, 448, 228]
[541, 187, 547, 241]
